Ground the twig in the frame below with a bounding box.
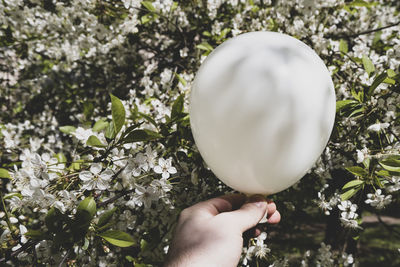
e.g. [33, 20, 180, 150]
[349, 21, 400, 37]
[0, 240, 38, 263]
[0, 192, 17, 240]
[98, 189, 134, 208]
[327, 21, 400, 39]
[58, 249, 71, 267]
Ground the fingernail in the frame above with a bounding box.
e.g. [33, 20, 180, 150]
[254, 201, 266, 208]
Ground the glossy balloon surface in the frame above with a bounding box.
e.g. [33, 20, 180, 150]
[190, 31, 336, 195]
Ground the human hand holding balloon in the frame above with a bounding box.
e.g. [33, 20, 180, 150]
[189, 31, 336, 222]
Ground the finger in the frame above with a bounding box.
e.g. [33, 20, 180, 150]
[219, 193, 247, 211]
[185, 193, 246, 217]
[267, 210, 281, 224]
[221, 195, 268, 232]
[266, 202, 276, 218]
[254, 228, 261, 237]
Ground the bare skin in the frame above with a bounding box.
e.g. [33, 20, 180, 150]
[164, 194, 281, 267]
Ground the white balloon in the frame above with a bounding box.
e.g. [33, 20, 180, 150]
[189, 31, 336, 195]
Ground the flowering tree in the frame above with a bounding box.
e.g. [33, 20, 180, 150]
[0, 0, 399, 266]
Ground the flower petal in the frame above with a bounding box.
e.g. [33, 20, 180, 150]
[79, 171, 93, 181]
[100, 170, 113, 181]
[168, 167, 177, 174]
[90, 163, 102, 175]
[153, 166, 162, 174]
[162, 172, 170, 179]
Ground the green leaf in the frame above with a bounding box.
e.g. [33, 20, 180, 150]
[124, 129, 162, 143]
[375, 169, 390, 177]
[25, 230, 50, 240]
[82, 237, 90, 250]
[59, 125, 76, 134]
[196, 42, 213, 52]
[339, 39, 348, 54]
[368, 72, 387, 96]
[70, 159, 84, 171]
[347, 0, 376, 7]
[93, 118, 108, 132]
[56, 153, 67, 164]
[341, 187, 360, 201]
[175, 73, 187, 86]
[45, 207, 64, 233]
[73, 197, 97, 239]
[336, 100, 357, 112]
[345, 166, 368, 177]
[171, 94, 184, 120]
[86, 135, 106, 148]
[348, 106, 364, 118]
[0, 168, 11, 179]
[4, 192, 22, 200]
[374, 176, 384, 188]
[362, 157, 370, 170]
[97, 207, 117, 228]
[78, 196, 97, 217]
[141, 1, 156, 12]
[138, 112, 158, 128]
[383, 77, 396, 85]
[219, 28, 231, 39]
[110, 94, 126, 135]
[141, 14, 152, 24]
[372, 30, 382, 46]
[140, 239, 148, 250]
[105, 122, 116, 139]
[362, 55, 375, 76]
[342, 180, 364, 190]
[387, 69, 396, 78]
[121, 123, 143, 139]
[96, 221, 114, 233]
[98, 230, 136, 247]
[83, 101, 94, 120]
[170, 1, 178, 11]
[202, 31, 212, 37]
[379, 158, 400, 172]
[125, 255, 135, 262]
[350, 86, 361, 102]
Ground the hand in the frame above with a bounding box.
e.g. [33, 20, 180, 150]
[164, 194, 281, 267]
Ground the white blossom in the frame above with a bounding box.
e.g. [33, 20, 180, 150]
[387, 177, 400, 192]
[338, 201, 360, 229]
[79, 163, 113, 191]
[365, 189, 392, 209]
[74, 127, 94, 143]
[132, 184, 159, 209]
[153, 158, 177, 179]
[367, 122, 390, 132]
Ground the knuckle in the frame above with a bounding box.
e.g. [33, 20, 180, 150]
[179, 207, 192, 221]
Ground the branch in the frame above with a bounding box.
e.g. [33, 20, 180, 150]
[327, 21, 400, 39]
[98, 189, 134, 208]
[349, 21, 400, 37]
[0, 240, 38, 263]
[58, 249, 71, 267]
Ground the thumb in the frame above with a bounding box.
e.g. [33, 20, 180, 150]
[222, 195, 268, 233]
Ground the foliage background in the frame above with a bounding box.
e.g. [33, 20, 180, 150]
[0, 0, 399, 266]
